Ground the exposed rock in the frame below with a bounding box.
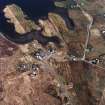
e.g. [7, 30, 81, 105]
[3, 4, 40, 34]
[38, 18, 58, 37]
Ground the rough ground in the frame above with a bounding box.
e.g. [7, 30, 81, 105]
[1, 0, 105, 105]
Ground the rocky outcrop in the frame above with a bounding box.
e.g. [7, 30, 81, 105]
[3, 4, 40, 34]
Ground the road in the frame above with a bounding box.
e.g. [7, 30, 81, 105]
[68, 4, 93, 61]
[81, 9, 93, 60]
